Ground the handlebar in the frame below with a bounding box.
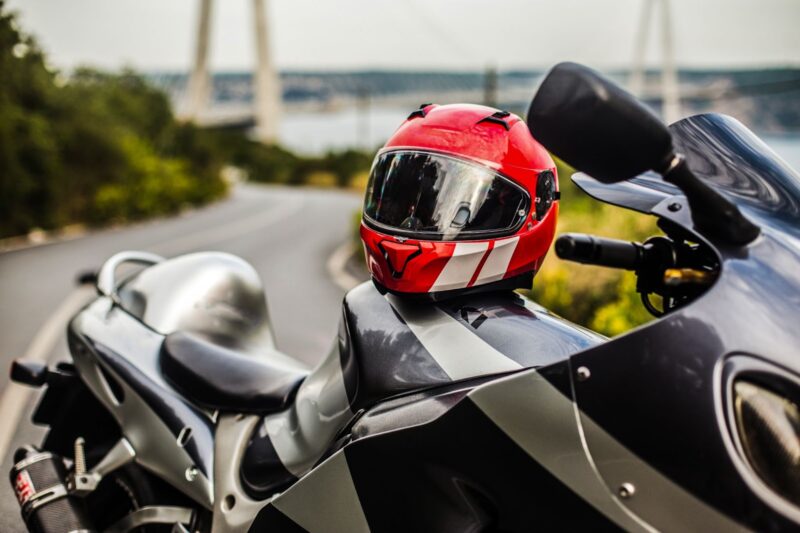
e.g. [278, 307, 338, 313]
[555, 233, 645, 270]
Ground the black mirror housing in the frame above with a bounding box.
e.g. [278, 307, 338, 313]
[527, 62, 673, 183]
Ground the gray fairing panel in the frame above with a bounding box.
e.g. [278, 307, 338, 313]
[241, 281, 605, 498]
[340, 281, 605, 407]
[117, 252, 280, 355]
[564, 114, 800, 530]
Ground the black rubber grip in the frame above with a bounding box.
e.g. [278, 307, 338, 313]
[555, 233, 643, 270]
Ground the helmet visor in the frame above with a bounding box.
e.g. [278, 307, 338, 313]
[363, 151, 529, 241]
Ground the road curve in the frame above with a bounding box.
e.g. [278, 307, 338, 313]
[0, 183, 362, 531]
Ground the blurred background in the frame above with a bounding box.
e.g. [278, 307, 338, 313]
[0, 2, 798, 528]
[1, 0, 799, 352]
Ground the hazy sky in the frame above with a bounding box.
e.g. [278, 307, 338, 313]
[7, 0, 799, 72]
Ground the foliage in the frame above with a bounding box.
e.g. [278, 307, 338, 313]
[0, 3, 376, 239]
[0, 3, 228, 238]
[522, 157, 659, 336]
[231, 142, 373, 189]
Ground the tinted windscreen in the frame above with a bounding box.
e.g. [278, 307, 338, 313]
[572, 114, 800, 238]
[363, 151, 528, 240]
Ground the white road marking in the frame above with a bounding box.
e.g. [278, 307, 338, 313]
[327, 241, 364, 292]
[0, 196, 307, 462]
[387, 295, 522, 380]
[0, 287, 94, 461]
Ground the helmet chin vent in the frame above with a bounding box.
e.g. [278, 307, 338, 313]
[379, 241, 421, 278]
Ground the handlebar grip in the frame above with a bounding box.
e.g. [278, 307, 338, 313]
[555, 233, 643, 270]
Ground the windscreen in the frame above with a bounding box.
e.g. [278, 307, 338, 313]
[572, 113, 800, 237]
[363, 151, 529, 241]
[671, 113, 800, 233]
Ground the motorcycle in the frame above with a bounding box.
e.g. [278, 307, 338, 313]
[8, 62, 800, 532]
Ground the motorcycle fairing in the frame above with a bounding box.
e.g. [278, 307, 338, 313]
[242, 115, 800, 531]
[572, 172, 677, 214]
[250, 357, 747, 532]
[340, 282, 604, 406]
[68, 298, 216, 508]
[250, 363, 624, 532]
[567, 230, 800, 531]
[565, 114, 800, 529]
[572, 113, 800, 238]
[240, 281, 606, 498]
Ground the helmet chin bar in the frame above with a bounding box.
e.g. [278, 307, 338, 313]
[373, 271, 534, 302]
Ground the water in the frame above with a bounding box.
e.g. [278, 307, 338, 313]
[761, 135, 800, 171]
[279, 106, 800, 180]
[280, 106, 409, 154]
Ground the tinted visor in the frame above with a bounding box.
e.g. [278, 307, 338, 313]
[364, 151, 529, 240]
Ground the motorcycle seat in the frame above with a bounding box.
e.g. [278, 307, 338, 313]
[160, 331, 308, 414]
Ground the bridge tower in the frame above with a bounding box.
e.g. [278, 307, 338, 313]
[184, 0, 282, 143]
[185, 0, 212, 122]
[629, 0, 681, 123]
[252, 0, 281, 143]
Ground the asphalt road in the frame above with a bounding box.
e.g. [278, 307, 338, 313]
[0, 183, 361, 531]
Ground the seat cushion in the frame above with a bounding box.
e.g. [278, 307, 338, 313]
[160, 332, 307, 414]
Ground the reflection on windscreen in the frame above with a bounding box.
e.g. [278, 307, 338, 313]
[672, 114, 800, 230]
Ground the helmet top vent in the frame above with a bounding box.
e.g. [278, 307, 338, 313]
[407, 103, 433, 120]
[477, 110, 511, 130]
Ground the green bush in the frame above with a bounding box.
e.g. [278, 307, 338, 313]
[523, 157, 659, 336]
[232, 142, 373, 188]
[0, 3, 227, 237]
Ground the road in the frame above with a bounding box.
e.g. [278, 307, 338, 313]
[0, 184, 361, 531]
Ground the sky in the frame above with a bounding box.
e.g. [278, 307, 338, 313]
[6, 0, 800, 72]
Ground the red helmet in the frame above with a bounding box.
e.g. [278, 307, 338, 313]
[360, 103, 559, 299]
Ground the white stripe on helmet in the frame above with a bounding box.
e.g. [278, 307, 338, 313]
[429, 242, 489, 292]
[475, 236, 519, 285]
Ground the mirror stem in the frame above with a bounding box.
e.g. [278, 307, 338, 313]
[660, 154, 760, 246]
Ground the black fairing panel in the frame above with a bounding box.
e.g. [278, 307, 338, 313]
[347, 399, 618, 532]
[251, 362, 621, 532]
[240, 428, 297, 497]
[570, 235, 800, 531]
[566, 118, 800, 530]
[436, 291, 603, 367]
[68, 303, 216, 479]
[572, 113, 800, 236]
[339, 281, 604, 408]
[339, 282, 451, 407]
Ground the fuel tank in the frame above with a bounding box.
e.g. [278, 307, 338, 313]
[117, 252, 277, 354]
[241, 281, 605, 497]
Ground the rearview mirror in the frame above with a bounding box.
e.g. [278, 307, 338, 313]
[527, 62, 673, 183]
[527, 62, 760, 245]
